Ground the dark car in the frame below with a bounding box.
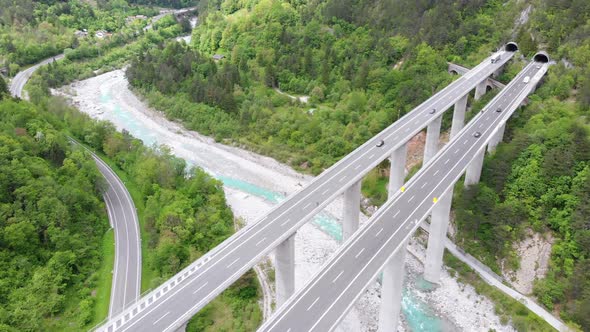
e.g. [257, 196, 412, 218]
[376, 140, 385, 147]
[474, 132, 482, 138]
[429, 108, 436, 114]
[496, 107, 502, 112]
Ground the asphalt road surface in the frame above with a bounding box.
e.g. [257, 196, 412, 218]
[93, 155, 142, 317]
[69, 139, 142, 318]
[258, 62, 547, 332]
[9, 54, 65, 99]
[97, 48, 516, 332]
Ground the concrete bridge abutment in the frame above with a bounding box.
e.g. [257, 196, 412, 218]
[488, 123, 506, 153]
[424, 188, 454, 284]
[465, 148, 485, 186]
[424, 115, 442, 164]
[378, 142, 409, 331]
[275, 233, 296, 308]
[343, 180, 362, 241]
[451, 94, 468, 139]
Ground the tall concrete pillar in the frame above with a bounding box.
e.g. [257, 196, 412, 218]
[388, 143, 408, 194]
[377, 143, 409, 332]
[474, 80, 487, 100]
[492, 67, 503, 79]
[424, 188, 453, 284]
[465, 149, 485, 187]
[378, 241, 408, 332]
[487, 123, 506, 153]
[342, 180, 361, 241]
[275, 233, 295, 308]
[450, 95, 468, 139]
[423, 115, 442, 164]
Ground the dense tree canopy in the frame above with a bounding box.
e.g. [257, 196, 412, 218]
[0, 99, 108, 330]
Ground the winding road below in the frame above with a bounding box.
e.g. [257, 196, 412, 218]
[10, 53, 142, 318]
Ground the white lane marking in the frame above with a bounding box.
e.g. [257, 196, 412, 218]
[339, 176, 347, 183]
[303, 202, 311, 209]
[463, 140, 468, 145]
[408, 195, 415, 202]
[479, 123, 483, 128]
[405, 127, 410, 132]
[444, 158, 450, 165]
[192, 282, 209, 294]
[322, 189, 330, 196]
[306, 297, 320, 311]
[153, 312, 170, 326]
[355, 248, 365, 258]
[420, 182, 427, 189]
[485, 115, 490, 121]
[368, 153, 375, 159]
[300, 87, 528, 332]
[434, 169, 440, 176]
[255, 237, 267, 247]
[393, 210, 401, 218]
[114, 58, 521, 332]
[226, 258, 240, 269]
[354, 164, 361, 170]
[375, 228, 384, 237]
[280, 218, 292, 227]
[455, 148, 460, 154]
[332, 271, 344, 283]
[414, 120, 420, 125]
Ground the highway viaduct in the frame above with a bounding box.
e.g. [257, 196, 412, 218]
[92, 43, 558, 332]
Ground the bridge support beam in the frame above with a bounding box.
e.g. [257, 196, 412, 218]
[424, 115, 442, 164]
[474, 80, 487, 100]
[465, 149, 485, 187]
[379, 241, 407, 332]
[424, 188, 453, 284]
[488, 123, 506, 153]
[388, 143, 408, 193]
[275, 233, 295, 308]
[342, 180, 362, 241]
[377, 142, 409, 332]
[450, 95, 468, 139]
[492, 67, 503, 79]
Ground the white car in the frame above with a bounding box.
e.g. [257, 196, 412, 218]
[523, 76, 530, 84]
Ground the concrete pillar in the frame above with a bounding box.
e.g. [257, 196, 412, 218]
[465, 149, 485, 187]
[175, 322, 188, 332]
[423, 115, 442, 164]
[487, 123, 506, 153]
[378, 241, 408, 332]
[474, 80, 487, 100]
[492, 67, 503, 79]
[388, 143, 408, 194]
[424, 188, 454, 284]
[377, 143, 409, 332]
[275, 233, 295, 308]
[450, 95, 468, 139]
[342, 180, 361, 241]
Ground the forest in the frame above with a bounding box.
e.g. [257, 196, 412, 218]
[0, 87, 109, 330]
[123, 0, 590, 329]
[2, 0, 590, 330]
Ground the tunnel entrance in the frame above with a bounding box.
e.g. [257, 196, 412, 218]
[533, 51, 550, 63]
[505, 42, 519, 52]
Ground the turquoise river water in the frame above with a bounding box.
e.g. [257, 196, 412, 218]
[100, 92, 452, 331]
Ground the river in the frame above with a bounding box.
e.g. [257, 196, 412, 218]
[58, 69, 510, 331]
